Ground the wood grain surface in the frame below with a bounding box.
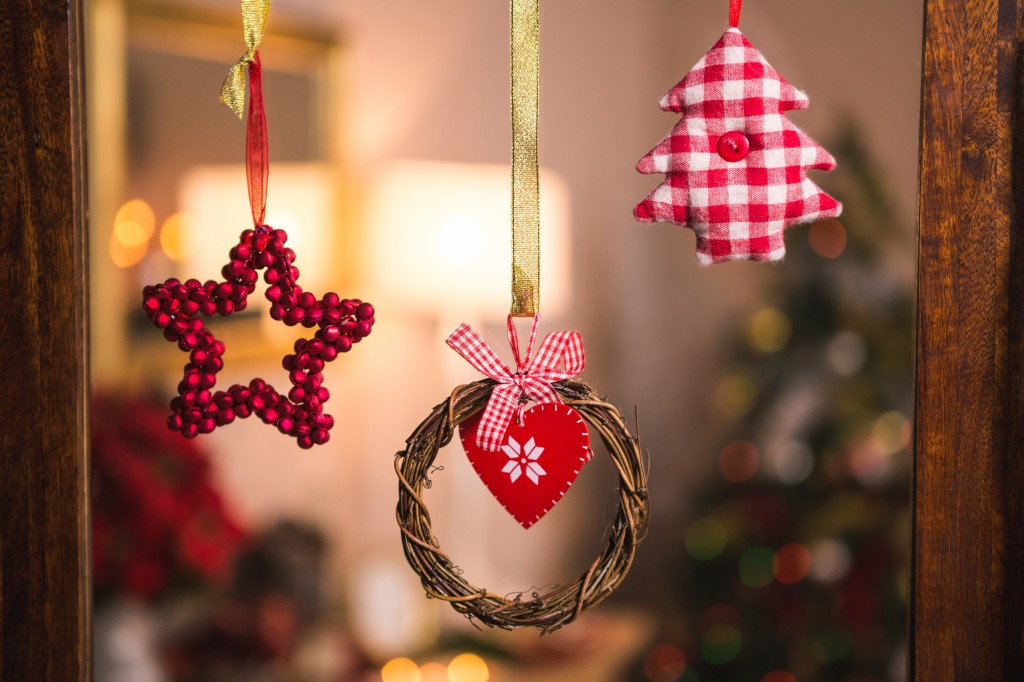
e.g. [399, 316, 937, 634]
[0, 0, 91, 680]
[915, 0, 1024, 678]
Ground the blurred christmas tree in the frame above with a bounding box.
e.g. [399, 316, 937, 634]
[641, 123, 914, 682]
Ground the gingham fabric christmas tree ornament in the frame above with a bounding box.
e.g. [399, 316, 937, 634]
[635, 1, 841, 264]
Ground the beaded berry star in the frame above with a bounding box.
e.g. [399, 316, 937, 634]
[142, 225, 373, 449]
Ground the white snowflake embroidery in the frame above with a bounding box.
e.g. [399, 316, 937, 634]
[500, 436, 546, 485]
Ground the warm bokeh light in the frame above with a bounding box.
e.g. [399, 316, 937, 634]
[699, 604, 742, 633]
[810, 539, 851, 583]
[643, 644, 687, 682]
[762, 671, 797, 682]
[773, 543, 812, 584]
[826, 331, 866, 376]
[180, 163, 336, 293]
[115, 198, 156, 242]
[160, 211, 199, 262]
[700, 624, 743, 664]
[381, 657, 421, 682]
[714, 371, 757, 418]
[434, 216, 487, 267]
[108, 229, 148, 268]
[765, 440, 813, 484]
[873, 411, 909, 455]
[845, 431, 891, 485]
[748, 307, 791, 353]
[685, 518, 728, 560]
[418, 662, 448, 682]
[719, 440, 760, 483]
[738, 546, 775, 588]
[364, 161, 572, 318]
[110, 198, 156, 268]
[808, 219, 847, 259]
[114, 219, 149, 248]
[447, 653, 489, 682]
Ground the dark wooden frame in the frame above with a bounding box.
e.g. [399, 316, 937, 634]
[2, 0, 1023, 679]
[913, 0, 1024, 678]
[0, 0, 91, 680]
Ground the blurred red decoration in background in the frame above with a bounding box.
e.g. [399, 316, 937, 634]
[92, 392, 247, 601]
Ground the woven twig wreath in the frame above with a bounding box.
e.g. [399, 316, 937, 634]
[395, 378, 649, 632]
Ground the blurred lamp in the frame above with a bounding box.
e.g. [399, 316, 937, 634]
[363, 160, 571, 318]
[177, 162, 335, 293]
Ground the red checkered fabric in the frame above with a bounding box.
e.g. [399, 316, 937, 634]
[447, 315, 585, 451]
[635, 28, 841, 264]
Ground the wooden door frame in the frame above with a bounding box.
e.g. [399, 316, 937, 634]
[913, 0, 1024, 678]
[1, 0, 1022, 679]
[0, 0, 91, 680]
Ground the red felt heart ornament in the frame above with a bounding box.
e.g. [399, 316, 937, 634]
[459, 402, 592, 529]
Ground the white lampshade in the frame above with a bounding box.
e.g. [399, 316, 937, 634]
[176, 162, 336, 294]
[363, 160, 571, 319]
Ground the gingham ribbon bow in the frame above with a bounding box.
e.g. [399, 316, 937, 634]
[447, 314, 585, 451]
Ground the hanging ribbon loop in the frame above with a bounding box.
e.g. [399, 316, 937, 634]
[246, 53, 269, 227]
[220, 0, 272, 118]
[729, 0, 743, 28]
[447, 315, 585, 451]
[510, 0, 541, 316]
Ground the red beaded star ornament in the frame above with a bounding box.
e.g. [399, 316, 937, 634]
[141, 52, 373, 448]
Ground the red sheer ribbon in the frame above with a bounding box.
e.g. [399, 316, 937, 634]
[729, 0, 742, 27]
[246, 52, 269, 227]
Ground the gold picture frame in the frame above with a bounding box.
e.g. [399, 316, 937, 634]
[87, 0, 351, 383]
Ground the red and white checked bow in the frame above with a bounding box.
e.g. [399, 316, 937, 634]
[447, 314, 585, 451]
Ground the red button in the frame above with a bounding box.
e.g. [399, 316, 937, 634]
[717, 131, 750, 162]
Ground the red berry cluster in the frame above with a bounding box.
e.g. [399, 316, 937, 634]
[141, 226, 374, 449]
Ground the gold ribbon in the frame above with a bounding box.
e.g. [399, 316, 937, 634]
[219, 0, 271, 118]
[510, 0, 540, 316]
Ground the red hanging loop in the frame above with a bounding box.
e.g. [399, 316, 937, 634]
[246, 52, 269, 228]
[729, 0, 742, 28]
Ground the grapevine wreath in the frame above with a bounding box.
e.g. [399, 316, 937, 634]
[395, 379, 648, 632]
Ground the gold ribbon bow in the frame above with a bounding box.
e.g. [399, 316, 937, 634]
[219, 0, 271, 118]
